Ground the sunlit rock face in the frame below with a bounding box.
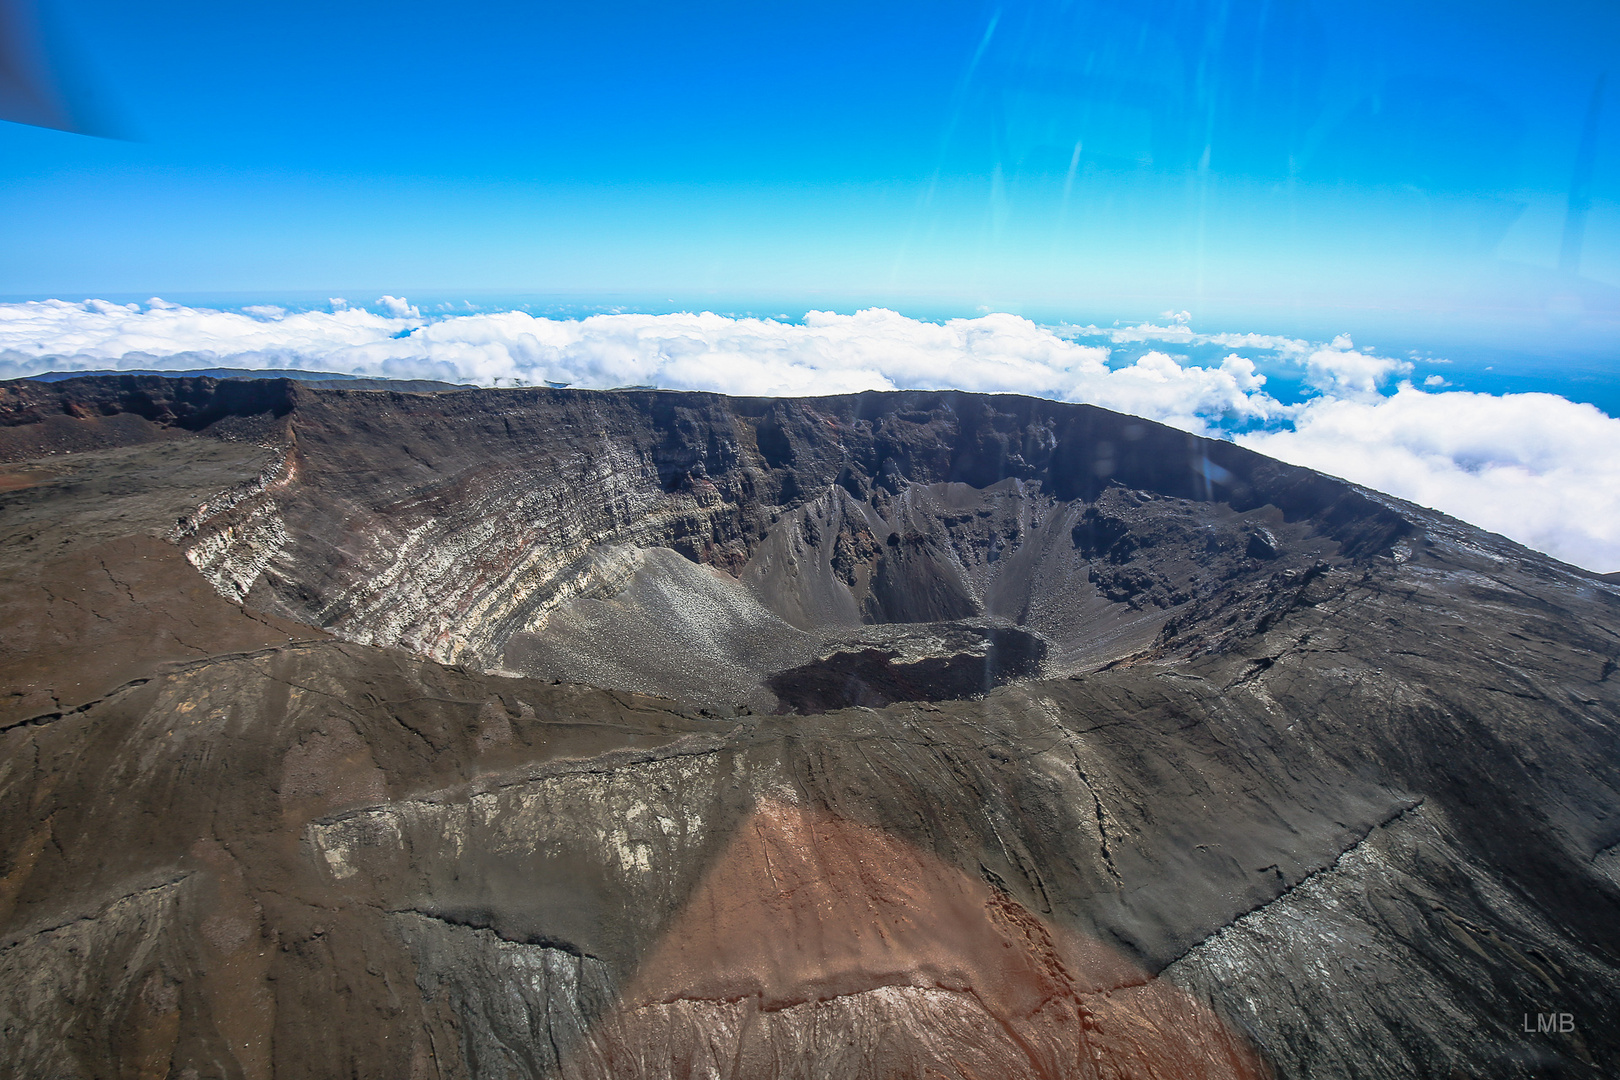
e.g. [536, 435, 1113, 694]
[1, 375, 1618, 1080]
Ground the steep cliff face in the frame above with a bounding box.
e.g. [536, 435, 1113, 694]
[155, 383, 1406, 711]
[1, 376, 1618, 1080]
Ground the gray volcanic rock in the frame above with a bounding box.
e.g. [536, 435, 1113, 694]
[0, 375, 1617, 1079]
[139, 382, 1400, 707]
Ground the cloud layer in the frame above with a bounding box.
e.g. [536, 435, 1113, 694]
[3, 297, 1617, 573]
[0, 300, 1284, 432]
[1241, 388, 1620, 574]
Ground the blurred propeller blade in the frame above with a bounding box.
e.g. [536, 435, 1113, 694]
[0, 0, 114, 135]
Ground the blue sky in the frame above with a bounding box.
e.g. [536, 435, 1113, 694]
[3, 0, 1617, 349]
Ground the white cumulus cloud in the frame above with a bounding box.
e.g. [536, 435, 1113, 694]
[1240, 386, 1620, 573]
[0, 300, 1285, 433]
[1302, 335, 1413, 397]
[376, 295, 420, 318]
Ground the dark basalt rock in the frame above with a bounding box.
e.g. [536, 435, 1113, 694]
[1245, 526, 1280, 560]
[767, 625, 1047, 713]
[0, 376, 1617, 1080]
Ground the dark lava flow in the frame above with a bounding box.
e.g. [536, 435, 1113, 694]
[768, 626, 1047, 713]
[1, 374, 1618, 1080]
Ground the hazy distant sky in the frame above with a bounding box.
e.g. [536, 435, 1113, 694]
[2, 0, 1617, 343]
